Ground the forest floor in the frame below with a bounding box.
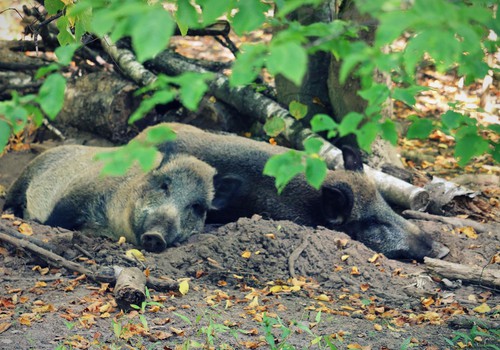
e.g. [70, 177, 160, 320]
[0, 146, 499, 350]
[1, 8, 500, 349]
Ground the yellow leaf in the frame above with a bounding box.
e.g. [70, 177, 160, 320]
[241, 250, 252, 259]
[350, 266, 361, 275]
[341, 255, 349, 261]
[179, 279, 189, 296]
[473, 303, 491, 313]
[125, 249, 145, 262]
[18, 223, 33, 236]
[368, 253, 380, 263]
[374, 324, 382, 331]
[1, 214, 14, 220]
[248, 296, 259, 308]
[457, 226, 478, 239]
[315, 294, 330, 302]
[270, 286, 283, 293]
[117, 236, 126, 245]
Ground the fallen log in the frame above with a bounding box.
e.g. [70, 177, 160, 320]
[403, 210, 499, 234]
[424, 257, 500, 289]
[113, 266, 147, 310]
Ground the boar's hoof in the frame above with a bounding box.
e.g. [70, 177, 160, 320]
[428, 241, 450, 259]
[141, 232, 167, 253]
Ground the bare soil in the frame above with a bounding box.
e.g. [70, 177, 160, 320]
[0, 150, 499, 350]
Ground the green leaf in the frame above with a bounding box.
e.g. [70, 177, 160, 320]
[45, 0, 64, 15]
[305, 156, 327, 190]
[289, 100, 308, 120]
[303, 138, 323, 154]
[267, 42, 307, 86]
[37, 73, 66, 120]
[56, 16, 76, 45]
[135, 146, 159, 172]
[232, 0, 268, 35]
[487, 124, 500, 134]
[380, 119, 398, 145]
[263, 116, 286, 137]
[455, 133, 489, 166]
[144, 125, 177, 144]
[176, 73, 211, 111]
[0, 120, 11, 151]
[393, 86, 428, 106]
[198, 0, 230, 26]
[8, 105, 28, 134]
[55, 44, 80, 66]
[406, 117, 433, 139]
[91, 8, 115, 36]
[132, 8, 174, 62]
[230, 44, 266, 86]
[356, 122, 379, 152]
[176, 0, 200, 29]
[276, 0, 323, 19]
[310, 114, 337, 132]
[441, 110, 465, 130]
[129, 89, 176, 124]
[35, 64, 59, 79]
[338, 112, 363, 137]
[358, 83, 390, 107]
[263, 151, 305, 193]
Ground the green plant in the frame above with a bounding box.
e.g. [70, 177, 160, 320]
[261, 311, 340, 350]
[444, 324, 500, 349]
[129, 287, 164, 332]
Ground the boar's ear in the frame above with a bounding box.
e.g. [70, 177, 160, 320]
[212, 174, 243, 210]
[342, 146, 364, 172]
[321, 183, 354, 227]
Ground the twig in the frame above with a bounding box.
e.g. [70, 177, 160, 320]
[0, 230, 179, 291]
[402, 210, 498, 234]
[288, 235, 310, 278]
[42, 118, 66, 140]
[100, 35, 157, 86]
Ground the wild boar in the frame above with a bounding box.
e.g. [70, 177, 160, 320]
[136, 123, 449, 260]
[3, 145, 229, 252]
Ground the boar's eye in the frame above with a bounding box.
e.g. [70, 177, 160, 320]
[191, 203, 207, 217]
[160, 178, 171, 194]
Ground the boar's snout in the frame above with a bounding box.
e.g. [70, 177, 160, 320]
[141, 232, 167, 253]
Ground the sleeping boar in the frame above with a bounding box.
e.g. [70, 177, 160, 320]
[3, 145, 231, 252]
[136, 123, 449, 260]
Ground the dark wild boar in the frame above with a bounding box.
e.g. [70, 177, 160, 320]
[136, 123, 449, 260]
[4, 145, 230, 252]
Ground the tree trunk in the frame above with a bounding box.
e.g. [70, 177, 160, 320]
[274, 3, 333, 123]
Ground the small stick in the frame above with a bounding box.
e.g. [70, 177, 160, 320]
[403, 210, 498, 233]
[288, 235, 310, 278]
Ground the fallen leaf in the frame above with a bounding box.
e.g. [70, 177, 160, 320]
[457, 226, 478, 239]
[473, 303, 491, 313]
[374, 324, 383, 331]
[241, 250, 252, 259]
[179, 279, 189, 295]
[350, 266, 361, 275]
[341, 255, 350, 261]
[315, 294, 330, 302]
[1, 214, 14, 220]
[117, 236, 126, 245]
[360, 283, 370, 292]
[0, 322, 11, 334]
[18, 223, 33, 236]
[125, 249, 145, 262]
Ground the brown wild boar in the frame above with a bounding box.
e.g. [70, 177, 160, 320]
[136, 123, 449, 261]
[4, 145, 232, 252]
